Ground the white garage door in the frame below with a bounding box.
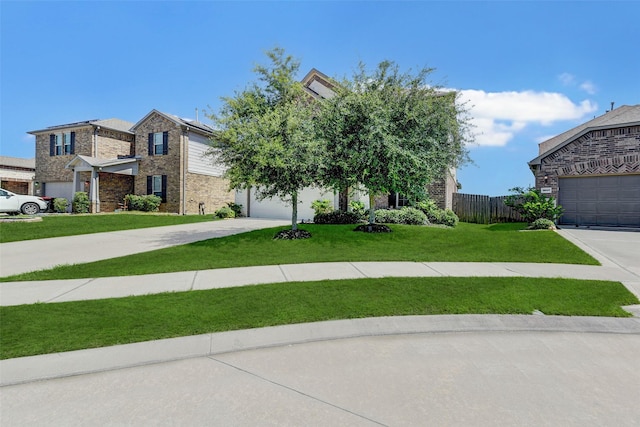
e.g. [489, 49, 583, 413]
[236, 187, 339, 221]
[558, 175, 640, 227]
[43, 182, 73, 201]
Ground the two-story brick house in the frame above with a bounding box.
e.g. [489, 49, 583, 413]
[235, 69, 459, 220]
[528, 104, 640, 227]
[30, 111, 233, 214]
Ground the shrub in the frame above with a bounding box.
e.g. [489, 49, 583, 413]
[311, 199, 333, 216]
[399, 207, 428, 225]
[375, 207, 428, 225]
[72, 192, 90, 214]
[440, 209, 459, 227]
[348, 200, 367, 220]
[504, 187, 564, 223]
[314, 210, 362, 224]
[125, 194, 162, 212]
[214, 206, 235, 219]
[375, 209, 402, 224]
[226, 202, 243, 217]
[415, 199, 459, 227]
[53, 198, 68, 213]
[528, 218, 556, 230]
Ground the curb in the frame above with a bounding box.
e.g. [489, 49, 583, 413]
[2, 314, 639, 387]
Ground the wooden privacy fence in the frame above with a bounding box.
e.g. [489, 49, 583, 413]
[452, 193, 525, 224]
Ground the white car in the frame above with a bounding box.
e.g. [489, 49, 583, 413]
[0, 188, 49, 215]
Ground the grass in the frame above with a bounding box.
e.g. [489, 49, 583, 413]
[1, 276, 636, 359]
[0, 213, 216, 243]
[1, 222, 599, 282]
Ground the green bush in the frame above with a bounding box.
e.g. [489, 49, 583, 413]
[125, 194, 162, 212]
[348, 200, 367, 220]
[399, 207, 428, 225]
[53, 198, 68, 213]
[440, 209, 459, 227]
[311, 199, 334, 216]
[528, 218, 556, 230]
[415, 199, 459, 227]
[214, 206, 236, 219]
[314, 210, 362, 224]
[504, 187, 564, 223]
[72, 192, 90, 214]
[226, 202, 243, 217]
[375, 207, 428, 225]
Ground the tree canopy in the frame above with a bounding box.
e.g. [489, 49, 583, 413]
[208, 48, 321, 231]
[316, 61, 471, 223]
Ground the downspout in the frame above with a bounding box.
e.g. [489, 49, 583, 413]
[94, 126, 100, 156]
[183, 127, 188, 215]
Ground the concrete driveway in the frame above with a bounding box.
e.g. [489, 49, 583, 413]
[0, 218, 289, 277]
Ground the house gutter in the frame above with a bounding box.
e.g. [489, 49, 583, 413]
[183, 126, 188, 215]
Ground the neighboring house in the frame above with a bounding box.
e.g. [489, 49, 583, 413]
[30, 111, 233, 214]
[0, 156, 35, 195]
[235, 69, 459, 220]
[528, 104, 640, 227]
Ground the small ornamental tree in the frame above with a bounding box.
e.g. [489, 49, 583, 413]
[504, 187, 564, 223]
[209, 48, 321, 233]
[316, 61, 471, 224]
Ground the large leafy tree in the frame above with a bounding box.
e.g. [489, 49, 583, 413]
[208, 48, 320, 232]
[316, 61, 471, 224]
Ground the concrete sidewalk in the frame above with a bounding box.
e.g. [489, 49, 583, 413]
[2, 261, 640, 307]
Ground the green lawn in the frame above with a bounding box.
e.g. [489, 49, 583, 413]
[1, 276, 636, 359]
[0, 213, 216, 243]
[1, 222, 599, 282]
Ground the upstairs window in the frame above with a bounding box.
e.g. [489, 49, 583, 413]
[148, 132, 169, 155]
[49, 132, 75, 156]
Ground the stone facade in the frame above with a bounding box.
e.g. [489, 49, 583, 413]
[533, 125, 640, 199]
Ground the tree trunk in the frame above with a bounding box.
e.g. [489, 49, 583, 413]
[291, 192, 298, 231]
[368, 192, 376, 224]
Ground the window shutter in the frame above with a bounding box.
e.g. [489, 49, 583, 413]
[70, 132, 76, 154]
[161, 175, 167, 202]
[146, 176, 152, 195]
[162, 132, 169, 155]
[148, 133, 154, 156]
[49, 135, 55, 156]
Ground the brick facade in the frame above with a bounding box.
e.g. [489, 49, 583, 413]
[133, 113, 184, 213]
[185, 172, 234, 215]
[533, 125, 640, 199]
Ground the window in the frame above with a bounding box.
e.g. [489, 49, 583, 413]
[49, 132, 74, 156]
[388, 193, 409, 209]
[147, 175, 167, 202]
[148, 132, 168, 155]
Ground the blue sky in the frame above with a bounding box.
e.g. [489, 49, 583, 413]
[1, 1, 638, 196]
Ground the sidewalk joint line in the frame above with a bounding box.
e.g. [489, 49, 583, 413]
[47, 278, 96, 303]
[190, 271, 198, 291]
[278, 265, 292, 282]
[349, 262, 370, 278]
[207, 356, 388, 426]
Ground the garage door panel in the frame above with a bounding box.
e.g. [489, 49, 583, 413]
[559, 175, 640, 227]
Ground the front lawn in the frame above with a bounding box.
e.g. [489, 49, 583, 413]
[0, 213, 215, 243]
[1, 222, 598, 281]
[1, 276, 635, 359]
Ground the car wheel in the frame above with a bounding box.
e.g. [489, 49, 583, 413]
[21, 202, 40, 215]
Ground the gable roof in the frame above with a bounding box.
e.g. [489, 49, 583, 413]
[529, 104, 640, 166]
[29, 118, 135, 135]
[0, 156, 35, 169]
[301, 68, 336, 99]
[131, 109, 215, 135]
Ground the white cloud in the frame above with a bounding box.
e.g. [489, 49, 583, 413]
[579, 80, 597, 94]
[558, 72, 575, 86]
[459, 89, 598, 147]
